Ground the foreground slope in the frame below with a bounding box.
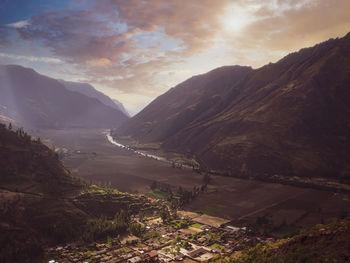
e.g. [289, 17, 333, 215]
[0, 65, 128, 128]
[114, 33, 350, 180]
[222, 219, 350, 263]
[0, 124, 152, 262]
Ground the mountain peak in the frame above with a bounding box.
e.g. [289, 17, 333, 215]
[0, 65, 129, 128]
[58, 79, 130, 118]
[114, 32, 350, 180]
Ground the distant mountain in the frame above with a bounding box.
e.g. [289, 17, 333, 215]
[112, 99, 130, 117]
[114, 32, 350, 180]
[58, 80, 130, 117]
[0, 65, 129, 129]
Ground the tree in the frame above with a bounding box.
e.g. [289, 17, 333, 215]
[150, 181, 157, 190]
[129, 223, 144, 237]
[139, 211, 145, 222]
[160, 208, 171, 223]
[203, 173, 211, 185]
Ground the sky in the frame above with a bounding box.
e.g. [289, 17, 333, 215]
[0, 0, 350, 115]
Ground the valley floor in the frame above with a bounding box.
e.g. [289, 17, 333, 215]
[35, 129, 350, 235]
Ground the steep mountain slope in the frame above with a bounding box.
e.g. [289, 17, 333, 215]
[115, 65, 252, 142]
[113, 98, 130, 117]
[114, 33, 350, 180]
[0, 124, 153, 262]
[0, 65, 128, 129]
[59, 79, 130, 117]
[225, 219, 350, 263]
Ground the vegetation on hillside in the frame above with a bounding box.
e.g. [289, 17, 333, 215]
[216, 219, 350, 263]
[0, 124, 154, 262]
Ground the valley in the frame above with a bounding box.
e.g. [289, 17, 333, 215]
[1, 4, 350, 260]
[36, 128, 350, 237]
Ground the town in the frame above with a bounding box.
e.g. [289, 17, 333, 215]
[47, 202, 275, 263]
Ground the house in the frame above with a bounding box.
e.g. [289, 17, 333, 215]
[187, 247, 208, 258]
[197, 237, 206, 243]
[128, 256, 142, 263]
[143, 250, 159, 262]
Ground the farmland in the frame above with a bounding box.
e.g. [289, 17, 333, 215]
[36, 129, 350, 234]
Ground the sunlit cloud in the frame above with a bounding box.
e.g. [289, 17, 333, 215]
[0, 52, 63, 63]
[0, 0, 349, 113]
[6, 20, 30, 29]
[86, 58, 113, 67]
[220, 2, 259, 34]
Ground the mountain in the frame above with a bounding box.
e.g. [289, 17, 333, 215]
[227, 219, 350, 263]
[114, 32, 350, 180]
[113, 99, 130, 117]
[115, 65, 252, 142]
[0, 124, 153, 262]
[58, 80, 130, 117]
[0, 65, 129, 129]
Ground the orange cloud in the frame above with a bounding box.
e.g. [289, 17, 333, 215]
[86, 58, 112, 67]
[4, 0, 349, 112]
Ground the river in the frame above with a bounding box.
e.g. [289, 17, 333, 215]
[106, 132, 170, 163]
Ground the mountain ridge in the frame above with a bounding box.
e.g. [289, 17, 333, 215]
[0, 64, 129, 129]
[114, 32, 350, 180]
[58, 79, 130, 117]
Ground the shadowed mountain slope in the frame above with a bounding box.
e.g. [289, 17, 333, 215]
[58, 79, 130, 117]
[0, 65, 128, 129]
[114, 32, 350, 180]
[0, 124, 153, 262]
[115, 65, 253, 143]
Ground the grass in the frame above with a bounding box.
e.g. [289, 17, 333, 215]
[121, 247, 130, 252]
[206, 184, 218, 193]
[147, 189, 168, 199]
[196, 207, 219, 215]
[211, 243, 225, 250]
[191, 223, 203, 229]
[170, 220, 187, 229]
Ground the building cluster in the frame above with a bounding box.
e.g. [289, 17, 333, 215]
[48, 211, 272, 263]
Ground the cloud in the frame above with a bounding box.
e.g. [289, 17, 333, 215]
[6, 20, 30, 29]
[10, 0, 234, 98]
[0, 52, 63, 63]
[231, 0, 350, 52]
[2, 0, 349, 112]
[0, 27, 11, 46]
[86, 58, 113, 67]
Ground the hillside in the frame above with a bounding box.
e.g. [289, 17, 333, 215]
[222, 219, 350, 263]
[58, 80, 130, 117]
[0, 124, 153, 262]
[113, 99, 130, 117]
[114, 32, 350, 181]
[115, 65, 252, 143]
[0, 65, 128, 129]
